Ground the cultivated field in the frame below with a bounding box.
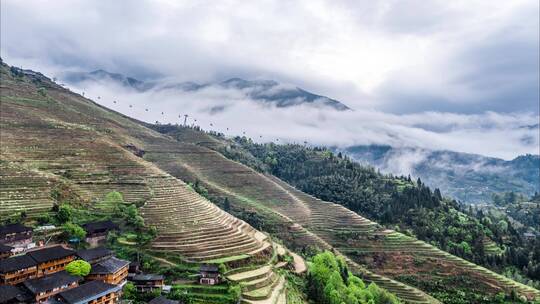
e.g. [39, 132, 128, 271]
[144, 128, 540, 302]
[0, 64, 286, 302]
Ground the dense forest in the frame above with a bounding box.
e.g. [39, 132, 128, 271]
[307, 251, 399, 304]
[215, 137, 540, 288]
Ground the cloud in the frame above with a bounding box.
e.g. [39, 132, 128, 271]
[1, 0, 538, 114]
[65, 79, 539, 160]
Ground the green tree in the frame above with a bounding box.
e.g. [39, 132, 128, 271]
[122, 282, 137, 300]
[497, 220, 508, 234]
[105, 191, 124, 205]
[56, 204, 73, 223]
[63, 222, 86, 240]
[65, 260, 91, 276]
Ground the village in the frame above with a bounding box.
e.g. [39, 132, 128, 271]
[0, 220, 224, 304]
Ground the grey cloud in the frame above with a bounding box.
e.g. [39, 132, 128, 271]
[64, 78, 539, 160]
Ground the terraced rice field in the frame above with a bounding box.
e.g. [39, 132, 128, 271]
[0, 66, 272, 267]
[228, 263, 286, 304]
[144, 130, 540, 302]
[143, 140, 440, 303]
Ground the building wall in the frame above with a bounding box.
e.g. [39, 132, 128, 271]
[134, 280, 164, 292]
[86, 236, 107, 248]
[87, 266, 128, 285]
[1, 231, 32, 244]
[33, 281, 78, 303]
[0, 251, 13, 260]
[0, 266, 38, 285]
[36, 256, 75, 277]
[88, 290, 119, 304]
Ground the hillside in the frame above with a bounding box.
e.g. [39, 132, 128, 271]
[147, 125, 540, 303]
[341, 145, 540, 203]
[0, 62, 291, 303]
[2, 62, 539, 303]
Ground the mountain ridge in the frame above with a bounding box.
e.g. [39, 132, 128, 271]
[62, 69, 350, 111]
[340, 145, 540, 204]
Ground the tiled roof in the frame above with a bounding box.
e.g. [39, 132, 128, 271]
[27, 245, 75, 263]
[90, 257, 129, 274]
[23, 271, 79, 294]
[200, 264, 219, 272]
[0, 255, 36, 273]
[76, 247, 113, 262]
[0, 285, 23, 303]
[57, 281, 120, 304]
[82, 221, 118, 234]
[0, 223, 32, 236]
[0, 243, 13, 253]
[132, 273, 164, 281]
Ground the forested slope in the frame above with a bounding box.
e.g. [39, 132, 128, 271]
[149, 125, 540, 303]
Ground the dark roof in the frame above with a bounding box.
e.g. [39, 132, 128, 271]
[0, 243, 13, 253]
[200, 264, 219, 272]
[0, 223, 32, 236]
[132, 273, 164, 281]
[58, 281, 120, 304]
[23, 271, 79, 294]
[76, 247, 112, 262]
[0, 255, 36, 273]
[90, 257, 129, 274]
[82, 221, 118, 234]
[0, 285, 22, 303]
[27, 245, 75, 263]
[148, 296, 180, 304]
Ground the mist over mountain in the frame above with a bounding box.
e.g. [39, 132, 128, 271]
[62, 70, 350, 111]
[341, 145, 540, 204]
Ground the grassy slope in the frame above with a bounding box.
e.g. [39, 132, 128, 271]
[145, 126, 540, 303]
[0, 63, 306, 302]
[0, 63, 271, 265]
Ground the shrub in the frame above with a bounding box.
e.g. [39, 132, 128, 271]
[63, 222, 86, 240]
[65, 260, 91, 277]
[308, 251, 400, 304]
[56, 204, 73, 223]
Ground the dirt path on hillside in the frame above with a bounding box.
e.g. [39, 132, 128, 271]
[290, 251, 307, 274]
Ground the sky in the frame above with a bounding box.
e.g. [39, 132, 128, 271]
[1, 0, 539, 159]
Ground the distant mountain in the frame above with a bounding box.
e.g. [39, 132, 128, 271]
[340, 145, 540, 204]
[62, 70, 350, 110]
[63, 69, 155, 92]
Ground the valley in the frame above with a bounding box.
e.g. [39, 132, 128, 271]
[0, 61, 539, 303]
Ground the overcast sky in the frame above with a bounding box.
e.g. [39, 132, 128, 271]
[1, 0, 539, 159]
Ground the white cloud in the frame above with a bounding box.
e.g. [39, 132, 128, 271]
[1, 0, 538, 160]
[66, 80, 539, 160]
[1, 0, 538, 113]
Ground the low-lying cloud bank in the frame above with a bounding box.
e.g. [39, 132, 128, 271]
[66, 80, 539, 160]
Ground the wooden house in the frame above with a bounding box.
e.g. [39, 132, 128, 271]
[76, 247, 113, 265]
[0, 255, 38, 285]
[0, 224, 33, 250]
[199, 264, 220, 285]
[27, 245, 76, 277]
[130, 274, 164, 292]
[86, 257, 129, 285]
[23, 271, 80, 303]
[0, 244, 13, 260]
[82, 221, 118, 247]
[55, 280, 122, 304]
